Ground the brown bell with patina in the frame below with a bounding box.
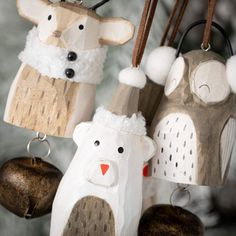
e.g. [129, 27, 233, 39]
[0, 157, 63, 219]
[138, 204, 204, 236]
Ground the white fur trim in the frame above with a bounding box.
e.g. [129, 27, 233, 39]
[145, 46, 176, 85]
[119, 67, 147, 89]
[19, 27, 107, 84]
[93, 107, 147, 136]
[226, 55, 236, 93]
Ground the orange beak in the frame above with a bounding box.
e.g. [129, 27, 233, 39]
[100, 164, 109, 175]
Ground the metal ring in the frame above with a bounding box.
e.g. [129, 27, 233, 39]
[201, 43, 211, 52]
[170, 184, 191, 208]
[27, 137, 51, 159]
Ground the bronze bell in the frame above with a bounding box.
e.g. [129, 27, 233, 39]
[0, 157, 63, 219]
[138, 204, 204, 236]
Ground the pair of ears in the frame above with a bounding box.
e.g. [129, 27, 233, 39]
[73, 122, 156, 163]
[17, 0, 134, 46]
[145, 46, 236, 94]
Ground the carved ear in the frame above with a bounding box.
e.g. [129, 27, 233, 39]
[99, 17, 135, 46]
[145, 46, 177, 86]
[17, 0, 50, 24]
[73, 122, 92, 146]
[142, 136, 156, 162]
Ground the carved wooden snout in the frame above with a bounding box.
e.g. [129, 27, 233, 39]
[52, 30, 62, 38]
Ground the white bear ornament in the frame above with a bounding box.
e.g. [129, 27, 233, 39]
[50, 107, 156, 236]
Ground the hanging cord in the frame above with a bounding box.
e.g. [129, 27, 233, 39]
[176, 20, 233, 57]
[168, 0, 189, 46]
[202, 0, 217, 50]
[132, 0, 159, 67]
[160, 0, 189, 46]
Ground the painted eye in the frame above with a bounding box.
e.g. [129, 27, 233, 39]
[48, 15, 52, 21]
[94, 140, 100, 146]
[78, 24, 84, 30]
[118, 147, 124, 154]
[191, 60, 230, 104]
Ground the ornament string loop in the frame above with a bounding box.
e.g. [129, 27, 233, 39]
[170, 184, 191, 208]
[27, 132, 51, 162]
[160, 0, 189, 47]
[176, 20, 233, 58]
[132, 0, 158, 67]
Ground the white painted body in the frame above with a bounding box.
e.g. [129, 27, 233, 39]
[152, 113, 198, 185]
[151, 113, 236, 185]
[50, 108, 156, 236]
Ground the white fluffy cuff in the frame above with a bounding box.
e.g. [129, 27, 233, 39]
[119, 67, 147, 89]
[93, 107, 147, 136]
[145, 46, 176, 86]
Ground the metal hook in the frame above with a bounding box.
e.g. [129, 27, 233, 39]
[170, 184, 191, 208]
[27, 133, 51, 160]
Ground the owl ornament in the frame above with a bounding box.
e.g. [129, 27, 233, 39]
[145, 20, 236, 187]
[4, 0, 134, 138]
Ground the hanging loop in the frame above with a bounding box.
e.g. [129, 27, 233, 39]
[176, 20, 233, 58]
[132, 0, 159, 67]
[170, 184, 191, 207]
[202, 0, 217, 49]
[201, 42, 211, 52]
[27, 133, 51, 160]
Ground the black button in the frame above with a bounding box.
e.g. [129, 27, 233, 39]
[65, 68, 75, 79]
[67, 51, 77, 61]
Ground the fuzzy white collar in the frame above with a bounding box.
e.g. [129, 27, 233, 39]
[93, 107, 147, 136]
[19, 27, 108, 84]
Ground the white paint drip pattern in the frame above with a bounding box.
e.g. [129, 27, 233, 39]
[152, 113, 198, 185]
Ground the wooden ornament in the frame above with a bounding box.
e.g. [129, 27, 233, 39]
[138, 204, 204, 236]
[0, 157, 63, 219]
[4, 0, 134, 138]
[50, 107, 156, 236]
[147, 21, 236, 186]
[150, 50, 236, 186]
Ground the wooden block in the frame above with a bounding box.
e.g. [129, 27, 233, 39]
[4, 64, 96, 138]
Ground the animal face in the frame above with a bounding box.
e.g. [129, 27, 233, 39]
[164, 50, 231, 105]
[17, 0, 134, 50]
[73, 121, 156, 187]
[146, 47, 236, 105]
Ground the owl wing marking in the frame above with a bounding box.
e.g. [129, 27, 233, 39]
[221, 118, 236, 179]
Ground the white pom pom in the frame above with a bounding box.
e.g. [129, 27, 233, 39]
[145, 46, 176, 86]
[226, 55, 236, 94]
[119, 67, 147, 89]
